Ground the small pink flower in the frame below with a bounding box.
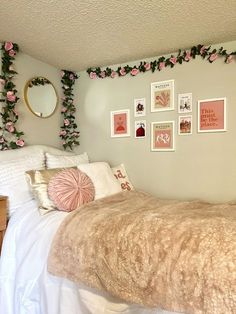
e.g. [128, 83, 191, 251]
[9, 65, 15, 71]
[69, 74, 74, 80]
[16, 139, 25, 147]
[64, 119, 70, 126]
[0, 78, 5, 86]
[130, 68, 139, 76]
[89, 72, 97, 79]
[226, 55, 233, 63]
[60, 130, 67, 136]
[61, 71, 65, 77]
[61, 107, 67, 113]
[6, 122, 14, 133]
[209, 53, 218, 62]
[184, 51, 191, 61]
[100, 71, 106, 78]
[0, 137, 4, 143]
[13, 108, 18, 116]
[159, 62, 166, 70]
[111, 71, 116, 78]
[62, 141, 66, 145]
[200, 46, 206, 55]
[170, 56, 177, 64]
[4, 42, 13, 51]
[144, 63, 151, 71]
[8, 50, 16, 57]
[119, 68, 126, 76]
[6, 91, 16, 102]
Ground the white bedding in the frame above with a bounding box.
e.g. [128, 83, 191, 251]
[0, 200, 179, 314]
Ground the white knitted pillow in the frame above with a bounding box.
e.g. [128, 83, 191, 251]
[46, 152, 89, 169]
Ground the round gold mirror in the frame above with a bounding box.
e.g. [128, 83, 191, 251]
[24, 77, 58, 118]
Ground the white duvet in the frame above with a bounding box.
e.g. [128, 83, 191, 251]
[0, 200, 179, 314]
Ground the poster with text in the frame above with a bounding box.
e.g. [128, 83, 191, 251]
[198, 98, 226, 133]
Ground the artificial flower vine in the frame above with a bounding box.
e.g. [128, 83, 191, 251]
[60, 70, 80, 150]
[87, 44, 236, 79]
[0, 42, 24, 150]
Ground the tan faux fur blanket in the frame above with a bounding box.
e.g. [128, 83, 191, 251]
[48, 191, 236, 314]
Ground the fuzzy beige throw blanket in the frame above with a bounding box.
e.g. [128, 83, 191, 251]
[48, 191, 236, 314]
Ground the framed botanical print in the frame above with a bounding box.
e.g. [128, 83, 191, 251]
[110, 109, 130, 137]
[151, 121, 175, 151]
[134, 98, 146, 117]
[151, 79, 174, 112]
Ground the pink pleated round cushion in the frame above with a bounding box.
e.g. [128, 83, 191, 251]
[48, 168, 95, 212]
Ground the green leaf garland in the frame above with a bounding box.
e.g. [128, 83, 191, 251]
[87, 44, 235, 79]
[60, 70, 80, 150]
[0, 42, 24, 150]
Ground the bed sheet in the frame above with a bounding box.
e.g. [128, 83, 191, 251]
[0, 200, 180, 314]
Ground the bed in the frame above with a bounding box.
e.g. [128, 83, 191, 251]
[0, 145, 235, 314]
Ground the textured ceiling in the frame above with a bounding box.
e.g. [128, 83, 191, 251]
[0, 0, 236, 71]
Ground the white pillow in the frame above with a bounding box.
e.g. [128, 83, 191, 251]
[77, 162, 122, 200]
[111, 163, 134, 191]
[0, 152, 45, 216]
[46, 152, 89, 169]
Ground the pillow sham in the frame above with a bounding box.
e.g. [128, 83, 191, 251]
[46, 152, 89, 169]
[0, 152, 45, 216]
[111, 164, 134, 191]
[77, 162, 122, 200]
[48, 168, 95, 212]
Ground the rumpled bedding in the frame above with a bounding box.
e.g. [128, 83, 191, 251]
[48, 190, 236, 314]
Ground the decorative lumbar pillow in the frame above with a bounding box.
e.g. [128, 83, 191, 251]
[77, 162, 122, 200]
[111, 164, 134, 191]
[48, 168, 95, 212]
[0, 152, 45, 216]
[46, 152, 89, 169]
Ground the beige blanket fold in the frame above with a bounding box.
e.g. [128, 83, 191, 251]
[48, 190, 236, 314]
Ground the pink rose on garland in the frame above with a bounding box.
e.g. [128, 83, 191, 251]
[61, 71, 65, 77]
[111, 71, 116, 78]
[200, 46, 206, 55]
[13, 108, 18, 116]
[100, 71, 106, 78]
[226, 55, 233, 63]
[131, 68, 139, 76]
[6, 91, 16, 102]
[159, 62, 165, 70]
[144, 63, 151, 71]
[209, 53, 218, 62]
[16, 139, 25, 147]
[60, 130, 67, 136]
[170, 56, 177, 64]
[8, 50, 16, 57]
[185, 51, 191, 61]
[64, 119, 70, 126]
[0, 78, 5, 86]
[89, 72, 97, 79]
[61, 107, 67, 113]
[4, 42, 13, 51]
[119, 68, 126, 76]
[6, 122, 15, 133]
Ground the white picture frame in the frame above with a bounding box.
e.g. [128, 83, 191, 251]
[151, 121, 175, 151]
[110, 109, 130, 138]
[178, 93, 192, 113]
[135, 120, 146, 138]
[151, 79, 174, 112]
[134, 98, 146, 117]
[178, 115, 192, 135]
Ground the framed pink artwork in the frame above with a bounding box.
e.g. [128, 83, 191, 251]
[151, 79, 174, 112]
[198, 98, 226, 133]
[151, 121, 175, 151]
[110, 109, 130, 137]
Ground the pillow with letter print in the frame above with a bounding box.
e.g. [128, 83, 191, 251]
[111, 164, 134, 191]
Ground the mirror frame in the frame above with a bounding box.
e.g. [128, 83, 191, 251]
[24, 77, 58, 118]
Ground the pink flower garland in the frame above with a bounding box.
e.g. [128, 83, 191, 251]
[87, 44, 235, 79]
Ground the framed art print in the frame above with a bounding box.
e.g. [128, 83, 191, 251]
[178, 115, 192, 135]
[151, 79, 174, 112]
[110, 109, 130, 137]
[198, 98, 226, 133]
[151, 121, 175, 151]
[178, 93, 192, 113]
[135, 120, 146, 138]
[134, 98, 146, 117]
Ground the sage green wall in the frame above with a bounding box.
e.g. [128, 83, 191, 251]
[15, 52, 62, 147]
[77, 40, 236, 202]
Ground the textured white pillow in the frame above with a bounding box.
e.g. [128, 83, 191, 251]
[46, 152, 89, 169]
[77, 162, 122, 200]
[0, 152, 45, 216]
[111, 164, 134, 191]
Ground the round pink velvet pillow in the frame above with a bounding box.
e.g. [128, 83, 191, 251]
[48, 168, 95, 212]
